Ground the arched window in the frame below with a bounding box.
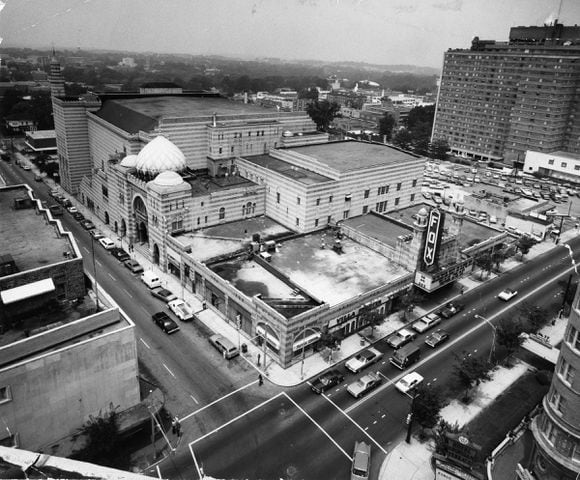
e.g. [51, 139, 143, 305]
[219, 207, 225, 220]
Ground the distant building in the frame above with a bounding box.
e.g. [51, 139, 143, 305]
[0, 185, 140, 450]
[24, 129, 57, 154]
[432, 22, 580, 165]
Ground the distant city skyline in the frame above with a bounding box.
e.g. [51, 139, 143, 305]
[0, 0, 579, 68]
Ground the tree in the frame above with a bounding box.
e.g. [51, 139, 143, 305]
[452, 351, 492, 402]
[496, 317, 525, 363]
[378, 112, 396, 140]
[359, 309, 382, 337]
[396, 288, 425, 321]
[515, 235, 536, 258]
[518, 302, 548, 332]
[430, 139, 449, 160]
[473, 252, 492, 279]
[305, 100, 341, 131]
[393, 128, 413, 150]
[433, 420, 462, 456]
[413, 136, 431, 156]
[413, 385, 445, 429]
[298, 87, 319, 100]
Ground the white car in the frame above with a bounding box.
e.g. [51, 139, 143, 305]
[168, 299, 195, 321]
[498, 288, 518, 301]
[98, 237, 115, 250]
[347, 372, 382, 398]
[395, 371, 424, 394]
[386, 328, 417, 349]
[412, 312, 442, 333]
[345, 347, 383, 373]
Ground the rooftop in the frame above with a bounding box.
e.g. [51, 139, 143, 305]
[343, 213, 413, 249]
[548, 150, 580, 161]
[242, 154, 332, 185]
[288, 141, 422, 172]
[25, 129, 56, 140]
[0, 186, 75, 273]
[184, 171, 258, 196]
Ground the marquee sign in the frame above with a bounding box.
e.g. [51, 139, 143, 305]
[424, 209, 442, 266]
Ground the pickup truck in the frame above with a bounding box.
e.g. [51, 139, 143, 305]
[168, 299, 195, 321]
[345, 347, 383, 373]
[386, 328, 417, 349]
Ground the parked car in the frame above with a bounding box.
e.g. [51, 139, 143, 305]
[22, 164, 31, 171]
[110, 247, 130, 262]
[168, 298, 196, 321]
[386, 328, 417, 349]
[498, 288, 518, 301]
[311, 369, 345, 394]
[425, 330, 450, 348]
[72, 212, 85, 222]
[124, 259, 144, 274]
[345, 347, 383, 373]
[34, 174, 43, 182]
[89, 230, 105, 240]
[48, 204, 63, 217]
[412, 313, 441, 333]
[395, 371, 424, 394]
[347, 372, 382, 399]
[80, 219, 95, 230]
[152, 312, 180, 334]
[150, 287, 178, 303]
[439, 302, 464, 319]
[67, 206, 78, 214]
[98, 237, 115, 249]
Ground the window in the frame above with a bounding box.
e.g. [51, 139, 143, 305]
[204, 216, 208, 224]
[566, 325, 580, 351]
[410, 193, 415, 202]
[549, 388, 565, 414]
[364, 189, 370, 199]
[297, 196, 301, 205]
[0, 386, 11, 404]
[327, 215, 331, 224]
[395, 197, 400, 206]
[231, 146, 235, 153]
[548, 159, 554, 165]
[557, 358, 575, 385]
[345, 194, 351, 202]
[197, 217, 200, 225]
[314, 218, 319, 227]
[412, 179, 417, 187]
[171, 219, 183, 232]
[296, 217, 300, 226]
[219, 147, 222, 154]
[316, 198, 320, 206]
[343, 210, 349, 219]
[561, 162, 568, 168]
[362, 205, 368, 214]
[276, 192, 281, 204]
[397, 182, 402, 191]
[329, 195, 333, 203]
[101, 185, 108, 198]
[219, 207, 225, 220]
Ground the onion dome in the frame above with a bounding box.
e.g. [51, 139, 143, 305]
[119, 154, 138, 168]
[135, 136, 186, 174]
[153, 170, 184, 187]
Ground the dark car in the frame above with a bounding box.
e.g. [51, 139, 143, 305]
[80, 219, 95, 230]
[110, 247, 130, 262]
[124, 259, 144, 273]
[311, 369, 345, 394]
[72, 212, 85, 222]
[439, 302, 464, 319]
[425, 329, 450, 348]
[152, 312, 180, 334]
[150, 287, 178, 303]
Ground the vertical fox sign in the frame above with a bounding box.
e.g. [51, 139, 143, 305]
[423, 209, 442, 267]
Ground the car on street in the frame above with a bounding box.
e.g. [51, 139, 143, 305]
[98, 237, 115, 249]
[124, 259, 144, 273]
[72, 212, 85, 222]
[22, 164, 31, 171]
[351, 441, 371, 480]
[347, 372, 382, 398]
[48, 204, 63, 217]
[67, 206, 78, 214]
[80, 219, 95, 230]
[150, 287, 178, 303]
[89, 230, 105, 240]
[412, 312, 441, 333]
[395, 371, 424, 394]
[34, 174, 43, 182]
[110, 247, 130, 262]
[498, 288, 518, 301]
[425, 329, 450, 348]
[168, 298, 196, 321]
[386, 328, 417, 349]
[345, 347, 383, 373]
[310, 369, 345, 394]
[439, 302, 464, 319]
[152, 312, 180, 334]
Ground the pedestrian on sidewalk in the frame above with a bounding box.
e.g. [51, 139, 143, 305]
[171, 417, 177, 435]
[258, 374, 263, 386]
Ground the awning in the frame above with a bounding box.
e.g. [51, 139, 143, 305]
[256, 325, 280, 351]
[0, 278, 55, 305]
[292, 331, 321, 352]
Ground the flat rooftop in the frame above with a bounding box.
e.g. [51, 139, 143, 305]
[25, 129, 55, 139]
[288, 141, 422, 172]
[549, 151, 580, 160]
[177, 216, 291, 262]
[391, 204, 501, 250]
[184, 172, 257, 196]
[343, 213, 413, 249]
[0, 186, 75, 273]
[242, 154, 332, 185]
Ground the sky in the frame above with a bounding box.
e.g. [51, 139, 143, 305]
[0, 0, 579, 68]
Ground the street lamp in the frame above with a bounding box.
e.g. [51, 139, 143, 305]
[405, 392, 419, 444]
[90, 235, 100, 310]
[475, 314, 496, 364]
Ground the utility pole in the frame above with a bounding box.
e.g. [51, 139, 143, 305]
[405, 393, 418, 443]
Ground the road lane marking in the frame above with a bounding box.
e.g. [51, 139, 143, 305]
[188, 392, 285, 445]
[163, 363, 175, 377]
[190, 394, 199, 405]
[96, 260, 102, 267]
[122, 288, 133, 298]
[108, 273, 116, 281]
[323, 390, 388, 455]
[283, 393, 351, 460]
[140, 338, 150, 349]
[188, 444, 205, 480]
[181, 379, 258, 423]
[82, 247, 89, 254]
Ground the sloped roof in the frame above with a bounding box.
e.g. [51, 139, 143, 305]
[94, 100, 157, 134]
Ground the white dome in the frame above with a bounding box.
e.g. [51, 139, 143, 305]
[153, 170, 184, 187]
[120, 154, 138, 168]
[417, 207, 429, 218]
[135, 136, 186, 174]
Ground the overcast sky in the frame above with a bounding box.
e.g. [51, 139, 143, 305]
[1, 0, 578, 68]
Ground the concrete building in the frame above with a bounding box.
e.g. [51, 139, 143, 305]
[24, 129, 57, 154]
[529, 283, 580, 478]
[432, 22, 580, 165]
[524, 150, 580, 183]
[0, 185, 140, 450]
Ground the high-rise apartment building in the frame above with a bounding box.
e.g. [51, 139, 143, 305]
[529, 282, 580, 478]
[432, 22, 580, 165]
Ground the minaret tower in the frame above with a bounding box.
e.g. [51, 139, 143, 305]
[49, 48, 65, 98]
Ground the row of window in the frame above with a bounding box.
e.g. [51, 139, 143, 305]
[539, 413, 580, 462]
[217, 130, 269, 140]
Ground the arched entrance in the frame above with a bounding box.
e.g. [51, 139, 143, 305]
[133, 196, 149, 244]
[153, 244, 160, 265]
